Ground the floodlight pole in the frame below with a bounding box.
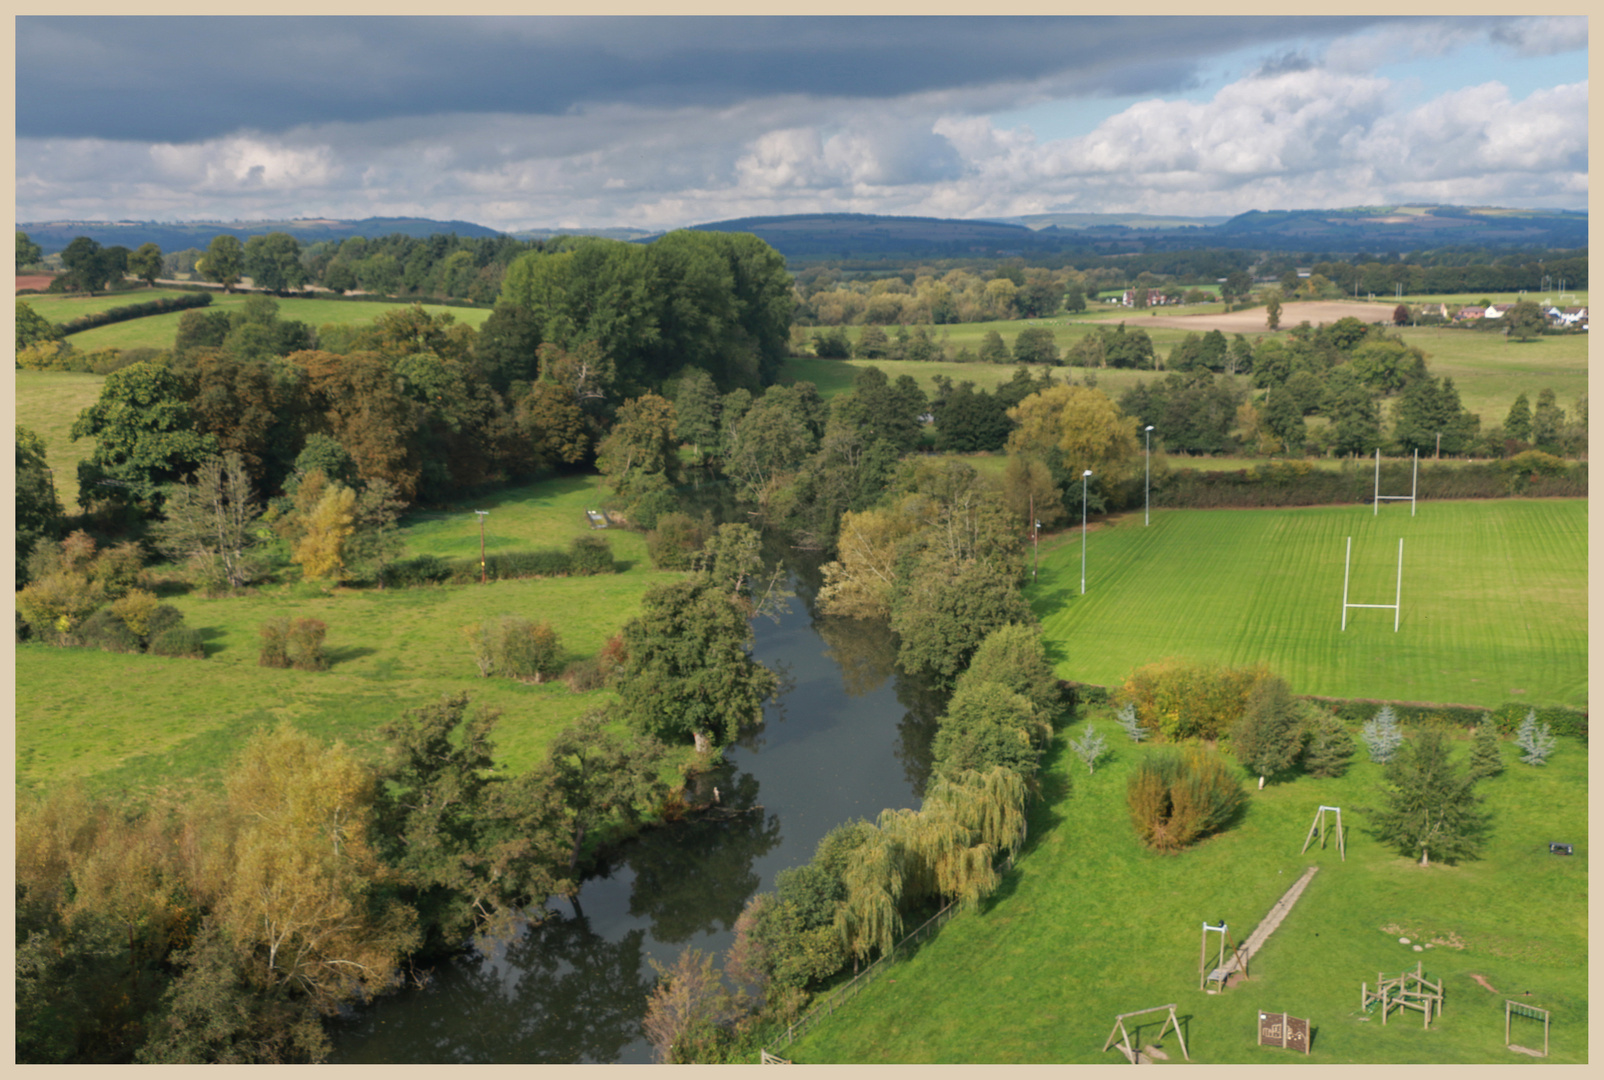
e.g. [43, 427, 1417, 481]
[1081, 470, 1092, 595]
[475, 510, 489, 584]
[1341, 536, 1351, 631]
[1030, 491, 1038, 580]
[1144, 425, 1155, 526]
[1373, 448, 1380, 516]
[1411, 449, 1418, 517]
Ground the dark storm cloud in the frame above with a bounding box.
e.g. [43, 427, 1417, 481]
[18, 15, 1403, 142]
[1253, 51, 1316, 78]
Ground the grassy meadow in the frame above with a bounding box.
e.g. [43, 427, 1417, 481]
[789, 726, 1588, 1064]
[29, 291, 494, 352]
[14, 474, 666, 799]
[1027, 499, 1587, 709]
[14, 369, 107, 511]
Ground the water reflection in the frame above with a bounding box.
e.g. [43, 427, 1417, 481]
[332, 559, 942, 1064]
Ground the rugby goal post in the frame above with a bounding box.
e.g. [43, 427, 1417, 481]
[1341, 537, 1403, 632]
[1373, 448, 1418, 517]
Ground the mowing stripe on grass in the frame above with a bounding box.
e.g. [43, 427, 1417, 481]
[1030, 500, 1585, 708]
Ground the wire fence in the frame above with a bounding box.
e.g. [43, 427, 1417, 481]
[760, 898, 960, 1059]
[759, 848, 1019, 1061]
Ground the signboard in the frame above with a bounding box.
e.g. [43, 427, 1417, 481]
[1258, 1011, 1310, 1053]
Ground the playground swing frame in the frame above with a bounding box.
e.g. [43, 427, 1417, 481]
[1101, 1004, 1190, 1063]
[1300, 805, 1346, 861]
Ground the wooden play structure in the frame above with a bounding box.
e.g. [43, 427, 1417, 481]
[1199, 922, 1249, 992]
[1505, 1000, 1550, 1057]
[1361, 962, 1443, 1027]
[1300, 805, 1346, 861]
[1102, 1004, 1190, 1063]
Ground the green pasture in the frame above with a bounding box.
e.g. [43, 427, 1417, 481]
[1393, 327, 1587, 424]
[20, 288, 200, 323]
[791, 727, 1588, 1064]
[58, 293, 492, 352]
[1029, 499, 1587, 709]
[13, 369, 107, 511]
[14, 474, 666, 799]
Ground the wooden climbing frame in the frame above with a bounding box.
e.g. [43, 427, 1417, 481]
[1301, 805, 1346, 861]
[1361, 962, 1443, 1028]
[1505, 1000, 1550, 1057]
[1102, 1004, 1190, 1063]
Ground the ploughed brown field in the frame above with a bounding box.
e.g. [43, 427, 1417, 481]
[1132, 300, 1396, 333]
[16, 274, 56, 292]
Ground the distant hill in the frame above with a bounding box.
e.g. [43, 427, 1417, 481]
[685, 206, 1587, 261]
[20, 204, 1586, 262]
[507, 226, 657, 242]
[19, 217, 504, 255]
[985, 212, 1231, 230]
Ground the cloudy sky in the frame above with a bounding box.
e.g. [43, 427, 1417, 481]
[15, 15, 1589, 231]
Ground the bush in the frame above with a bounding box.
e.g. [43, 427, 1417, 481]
[287, 617, 328, 671]
[1468, 719, 1504, 780]
[148, 626, 205, 658]
[562, 657, 609, 692]
[75, 608, 141, 653]
[1127, 747, 1245, 853]
[568, 535, 616, 575]
[646, 512, 708, 570]
[380, 553, 451, 588]
[1115, 659, 1269, 741]
[258, 617, 290, 668]
[469, 616, 564, 682]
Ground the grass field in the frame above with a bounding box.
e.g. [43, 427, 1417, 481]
[19, 288, 201, 322]
[14, 369, 107, 511]
[14, 474, 666, 799]
[49, 293, 492, 352]
[789, 726, 1588, 1064]
[1027, 499, 1586, 709]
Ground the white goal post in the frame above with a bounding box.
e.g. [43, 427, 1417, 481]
[1341, 536, 1403, 632]
[1373, 448, 1418, 517]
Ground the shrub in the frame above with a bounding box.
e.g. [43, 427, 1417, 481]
[1515, 709, 1557, 765]
[1115, 659, 1269, 741]
[646, 512, 708, 570]
[469, 616, 563, 681]
[109, 588, 160, 638]
[259, 617, 290, 668]
[75, 608, 141, 653]
[144, 603, 185, 640]
[381, 554, 451, 588]
[1360, 705, 1404, 763]
[286, 617, 328, 671]
[568, 534, 616, 575]
[1126, 747, 1244, 853]
[148, 627, 205, 659]
[562, 656, 608, 692]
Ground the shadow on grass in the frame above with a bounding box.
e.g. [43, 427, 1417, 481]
[325, 645, 378, 666]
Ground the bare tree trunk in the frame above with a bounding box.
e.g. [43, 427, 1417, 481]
[693, 729, 712, 756]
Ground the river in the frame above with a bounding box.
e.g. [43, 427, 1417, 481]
[329, 568, 941, 1063]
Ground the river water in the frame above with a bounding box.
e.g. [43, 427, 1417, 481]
[329, 571, 941, 1063]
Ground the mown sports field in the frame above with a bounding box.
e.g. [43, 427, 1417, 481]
[1027, 499, 1586, 710]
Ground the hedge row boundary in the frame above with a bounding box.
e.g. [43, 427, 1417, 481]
[1060, 680, 1586, 743]
[57, 291, 213, 335]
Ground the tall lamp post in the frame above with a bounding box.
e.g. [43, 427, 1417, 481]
[1144, 425, 1155, 526]
[474, 510, 489, 584]
[1080, 469, 1092, 595]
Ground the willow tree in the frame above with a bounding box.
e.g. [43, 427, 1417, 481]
[832, 830, 905, 972]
